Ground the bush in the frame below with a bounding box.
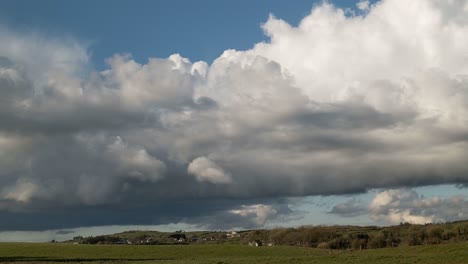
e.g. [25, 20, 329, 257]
[317, 242, 330, 249]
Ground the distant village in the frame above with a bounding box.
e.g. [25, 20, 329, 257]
[69, 230, 268, 247]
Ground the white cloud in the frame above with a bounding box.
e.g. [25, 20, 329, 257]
[188, 156, 232, 184]
[103, 54, 195, 109]
[229, 204, 278, 227]
[255, 0, 468, 107]
[368, 189, 468, 224]
[357, 0, 371, 11]
[188, 202, 298, 230]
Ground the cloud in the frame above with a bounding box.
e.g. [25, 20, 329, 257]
[189, 202, 299, 230]
[1, 179, 41, 203]
[55, 230, 74, 235]
[357, 1, 371, 11]
[368, 189, 468, 224]
[328, 198, 367, 217]
[106, 136, 166, 183]
[1, 0, 468, 230]
[188, 157, 232, 184]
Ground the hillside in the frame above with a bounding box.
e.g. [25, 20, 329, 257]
[67, 220, 468, 250]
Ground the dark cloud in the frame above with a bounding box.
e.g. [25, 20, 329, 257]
[0, 198, 295, 231]
[55, 230, 74, 235]
[328, 198, 367, 217]
[294, 103, 403, 131]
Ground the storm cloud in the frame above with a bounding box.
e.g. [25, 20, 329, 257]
[328, 198, 367, 218]
[1, 0, 468, 230]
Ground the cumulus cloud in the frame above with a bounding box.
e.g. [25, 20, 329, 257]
[106, 136, 166, 182]
[190, 202, 298, 230]
[188, 157, 232, 184]
[230, 204, 278, 227]
[1, 0, 468, 230]
[369, 189, 468, 224]
[357, 1, 371, 11]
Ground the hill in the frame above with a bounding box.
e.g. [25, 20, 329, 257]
[67, 220, 468, 250]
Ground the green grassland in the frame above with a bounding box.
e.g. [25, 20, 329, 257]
[0, 242, 467, 264]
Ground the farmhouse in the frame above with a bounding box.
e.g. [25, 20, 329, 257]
[226, 231, 240, 238]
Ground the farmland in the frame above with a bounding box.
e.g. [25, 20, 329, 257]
[0, 242, 467, 264]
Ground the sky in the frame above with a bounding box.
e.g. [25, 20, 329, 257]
[0, 0, 468, 242]
[0, 0, 361, 68]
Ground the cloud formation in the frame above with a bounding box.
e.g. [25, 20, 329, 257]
[369, 189, 468, 224]
[189, 202, 297, 230]
[1, 0, 468, 230]
[357, 1, 371, 11]
[188, 157, 232, 184]
[329, 198, 367, 217]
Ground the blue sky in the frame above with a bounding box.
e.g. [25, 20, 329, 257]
[0, 0, 468, 242]
[0, 0, 369, 67]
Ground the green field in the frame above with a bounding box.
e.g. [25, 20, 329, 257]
[0, 242, 467, 264]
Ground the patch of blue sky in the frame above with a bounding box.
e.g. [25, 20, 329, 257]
[0, 0, 378, 69]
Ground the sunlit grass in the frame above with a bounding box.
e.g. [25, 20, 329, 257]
[0, 242, 467, 263]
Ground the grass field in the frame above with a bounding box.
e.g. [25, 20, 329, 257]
[0, 242, 467, 264]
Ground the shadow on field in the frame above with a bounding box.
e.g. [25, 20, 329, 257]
[0, 256, 175, 262]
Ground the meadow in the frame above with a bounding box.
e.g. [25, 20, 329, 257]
[0, 242, 467, 264]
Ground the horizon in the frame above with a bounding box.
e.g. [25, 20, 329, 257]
[1, 0, 468, 242]
[4, 217, 466, 243]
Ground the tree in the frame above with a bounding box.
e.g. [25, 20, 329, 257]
[368, 233, 386, 249]
[427, 226, 443, 244]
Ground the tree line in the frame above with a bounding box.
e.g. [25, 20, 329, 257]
[69, 220, 468, 249]
[244, 221, 468, 250]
